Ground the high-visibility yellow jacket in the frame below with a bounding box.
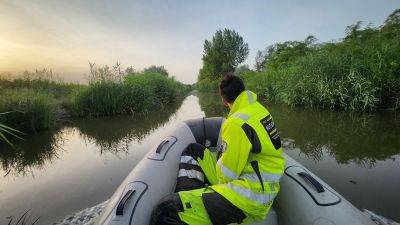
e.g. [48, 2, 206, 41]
[212, 90, 285, 222]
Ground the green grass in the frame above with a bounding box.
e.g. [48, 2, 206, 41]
[244, 29, 400, 111]
[0, 64, 190, 140]
[0, 70, 80, 135]
[71, 66, 189, 117]
[0, 89, 57, 133]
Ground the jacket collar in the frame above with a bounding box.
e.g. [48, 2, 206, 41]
[228, 90, 257, 117]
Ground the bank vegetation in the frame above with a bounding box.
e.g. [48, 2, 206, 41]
[197, 9, 400, 111]
[0, 64, 190, 138]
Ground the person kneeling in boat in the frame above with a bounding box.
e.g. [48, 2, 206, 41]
[151, 74, 285, 225]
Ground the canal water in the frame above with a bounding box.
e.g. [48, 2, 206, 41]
[0, 93, 399, 224]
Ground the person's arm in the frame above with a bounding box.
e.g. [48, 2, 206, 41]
[216, 123, 252, 184]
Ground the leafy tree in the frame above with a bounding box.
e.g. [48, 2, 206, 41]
[255, 35, 316, 71]
[382, 8, 400, 32]
[304, 35, 318, 46]
[266, 37, 314, 69]
[254, 51, 265, 72]
[235, 64, 252, 76]
[345, 21, 363, 39]
[144, 65, 169, 77]
[125, 66, 135, 74]
[384, 8, 400, 27]
[198, 29, 249, 81]
[254, 45, 276, 71]
[344, 22, 377, 41]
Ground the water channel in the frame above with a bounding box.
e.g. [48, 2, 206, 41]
[0, 93, 399, 224]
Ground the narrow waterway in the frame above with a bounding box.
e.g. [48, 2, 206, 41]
[0, 94, 399, 224]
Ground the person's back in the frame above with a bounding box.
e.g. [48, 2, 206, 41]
[151, 74, 285, 225]
[212, 85, 285, 222]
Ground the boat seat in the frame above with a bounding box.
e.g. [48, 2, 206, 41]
[249, 207, 278, 225]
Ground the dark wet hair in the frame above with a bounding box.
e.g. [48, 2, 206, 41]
[219, 73, 245, 103]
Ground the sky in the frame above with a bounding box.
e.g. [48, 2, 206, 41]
[0, 0, 399, 84]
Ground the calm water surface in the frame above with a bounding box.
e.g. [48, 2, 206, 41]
[0, 93, 399, 224]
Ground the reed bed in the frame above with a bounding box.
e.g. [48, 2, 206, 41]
[0, 65, 190, 137]
[244, 28, 400, 111]
[71, 64, 189, 117]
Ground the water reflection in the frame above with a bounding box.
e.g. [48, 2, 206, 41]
[197, 93, 400, 166]
[0, 95, 198, 225]
[197, 92, 228, 117]
[0, 127, 69, 177]
[271, 104, 400, 167]
[74, 100, 183, 154]
[0, 98, 184, 176]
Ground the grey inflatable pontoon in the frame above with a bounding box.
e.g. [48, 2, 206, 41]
[95, 117, 377, 225]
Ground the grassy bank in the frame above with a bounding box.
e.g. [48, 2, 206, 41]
[248, 11, 400, 111]
[0, 65, 190, 137]
[197, 9, 400, 111]
[0, 70, 82, 134]
[72, 70, 189, 117]
[246, 26, 399, 111]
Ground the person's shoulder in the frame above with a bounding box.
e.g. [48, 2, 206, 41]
[254, 102, 271, 114]
[224, 117, 244, 131]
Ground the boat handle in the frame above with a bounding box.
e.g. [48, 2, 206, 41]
[297, 172, 325, 193]
[116, 190, 136, 215]
[156, 140, 170, 153]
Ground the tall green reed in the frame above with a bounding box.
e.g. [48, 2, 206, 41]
[71, 64, 189, 117]
[0, 90, 57, 132]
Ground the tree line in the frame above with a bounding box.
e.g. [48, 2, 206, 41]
[197, 8, 400, 111]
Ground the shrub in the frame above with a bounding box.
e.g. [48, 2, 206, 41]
[196, 78, 220, 93]
[0, 89, 57, 132]
[72, 69, 189, 117]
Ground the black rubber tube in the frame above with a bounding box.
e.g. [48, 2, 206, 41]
[116, 190, 136, 215]
[156, 140, 170, 153]
[297, 172, 325, 193]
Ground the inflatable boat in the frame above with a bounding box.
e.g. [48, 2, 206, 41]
[94, 117, 377, 225]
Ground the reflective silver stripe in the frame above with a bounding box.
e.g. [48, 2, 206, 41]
[180, 156, 199, 166]
[226, 183, 277, 204]
[231, 113, 249, 121]
[239, 173, 282, 183]
[178, 169, 204, 182]
[217, 159, 238, 180]
[247, 90, 254, 104]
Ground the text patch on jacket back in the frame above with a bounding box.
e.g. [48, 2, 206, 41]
[260, 115, 281, 150]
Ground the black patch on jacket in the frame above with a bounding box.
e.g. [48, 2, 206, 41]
[149, 193, 188, 225]
[202, 192, 246, 225]
[241, 123, 262, 153]
[260, 115, 281, 150]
